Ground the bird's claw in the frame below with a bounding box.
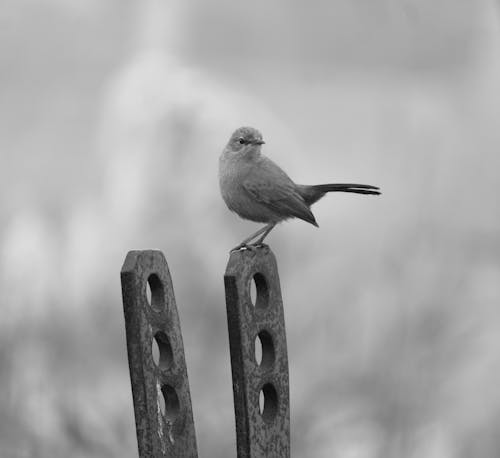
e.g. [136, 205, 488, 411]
[230, 243, 256, 252]
[230, 243, 269, 252]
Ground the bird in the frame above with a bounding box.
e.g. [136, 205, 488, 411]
[219, 126, 381, 250]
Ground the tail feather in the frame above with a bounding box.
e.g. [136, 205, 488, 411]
[313, 183, 380, 193]
[298, 183, 381, 206]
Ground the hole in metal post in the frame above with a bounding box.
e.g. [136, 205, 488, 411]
[255, 331, 275, 369]
[160, 384, 181, 422]
[258, 383, 278, 423]
[250, 279, 257, 305]
[255, 335, 262, 366]
[159, 385, 166, 415]
[152, 337, 160, 365]
[146, 274, 164, 311]
[152, 332, 174, 370]
[248, 273, 269, 309]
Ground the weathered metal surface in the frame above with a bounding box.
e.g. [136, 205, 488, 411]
[224, 246, 290, 458]
[121, 250, 198, 458]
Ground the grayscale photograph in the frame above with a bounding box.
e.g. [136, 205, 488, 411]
[1, 1, 499, 457]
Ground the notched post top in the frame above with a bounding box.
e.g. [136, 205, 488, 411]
[121, 250, 198, 458]
[224, 246, 290, 458]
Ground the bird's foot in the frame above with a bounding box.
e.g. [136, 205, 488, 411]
[230, 242, 269, 252]
[230, 243, 249, 252]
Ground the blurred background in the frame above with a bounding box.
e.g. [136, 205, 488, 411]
[1, 0, 500, 456]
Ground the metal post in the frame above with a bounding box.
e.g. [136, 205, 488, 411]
[121, 250, 198, 458]
[224, 246, 290, 458]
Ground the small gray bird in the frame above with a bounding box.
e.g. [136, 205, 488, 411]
[219, 126, 380, 250]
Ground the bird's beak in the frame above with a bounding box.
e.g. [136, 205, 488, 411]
[252, 140, 265, 145]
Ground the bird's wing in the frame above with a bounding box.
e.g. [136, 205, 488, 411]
[242, 158, 317, 226]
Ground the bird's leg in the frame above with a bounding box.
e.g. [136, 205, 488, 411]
[231, 223, 275, 251]
[253, 223, 276, 246]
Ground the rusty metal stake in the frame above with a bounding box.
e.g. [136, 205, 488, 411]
[224, 246, 290, 458]
[121, 250, 198, 458]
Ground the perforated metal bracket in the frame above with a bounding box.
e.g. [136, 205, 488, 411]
[121, 250, 198, 458]
[224, 246, 290, 458]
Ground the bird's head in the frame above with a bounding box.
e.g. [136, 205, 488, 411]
[226, 126, 265, 154]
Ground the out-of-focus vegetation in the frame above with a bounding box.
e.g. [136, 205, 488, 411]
[1, 1, 500, 457]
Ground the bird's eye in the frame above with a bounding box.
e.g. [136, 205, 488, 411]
[238, 137, 245, 144]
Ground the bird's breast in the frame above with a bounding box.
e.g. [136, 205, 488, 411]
[219, 153, 248, 209]
[218, 152, 277, 223]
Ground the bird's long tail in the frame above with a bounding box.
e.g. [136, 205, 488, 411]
[299, 183, 381, 205]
